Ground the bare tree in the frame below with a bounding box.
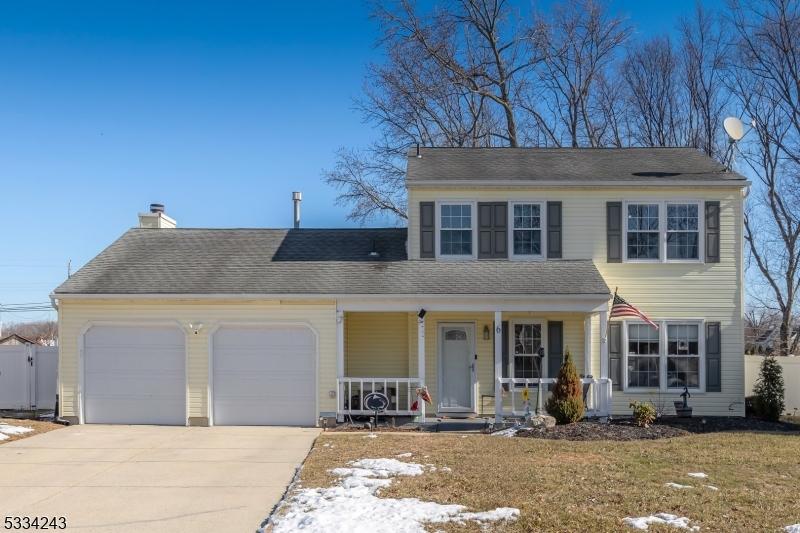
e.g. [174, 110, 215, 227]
[621, 36, 686, 147]
[4, 320, 58, 346]
[527, 0, 632, 147]
[729, 0, 800, 356]
[680, 2, 730, 160]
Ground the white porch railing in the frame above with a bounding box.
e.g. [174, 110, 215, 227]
[337, 377, 423, 417]
[498, 377, 612, 418]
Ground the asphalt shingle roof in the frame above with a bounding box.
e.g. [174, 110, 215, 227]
[54, 228, 609, 296]
[405, 147, 748, 183]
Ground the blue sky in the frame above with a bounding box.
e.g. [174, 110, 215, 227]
[0, 0, 724, 323]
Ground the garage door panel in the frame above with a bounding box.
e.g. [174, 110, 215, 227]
[84, 325, 185, 425]
[213, 325, 316, 426]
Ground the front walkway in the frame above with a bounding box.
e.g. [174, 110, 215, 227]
[0, 424, 320, 533]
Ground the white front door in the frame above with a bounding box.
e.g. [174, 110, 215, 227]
[438, 324, 474, 412]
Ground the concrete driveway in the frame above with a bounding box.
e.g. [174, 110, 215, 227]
[0, 425, 320, 532]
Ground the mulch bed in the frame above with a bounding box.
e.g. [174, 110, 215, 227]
[516, 416, 800, 441]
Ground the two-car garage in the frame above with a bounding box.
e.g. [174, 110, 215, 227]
[82, 324, 317, 426]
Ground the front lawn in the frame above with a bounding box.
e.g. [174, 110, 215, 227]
[286, 430, 799, 532]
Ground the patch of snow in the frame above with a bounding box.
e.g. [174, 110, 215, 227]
[396, 452, 413, 458]
[623, 513, 700, 531]
[785, 525, 800, 533]
[704, 485, 719, 491]
[491, 426, 519, 437]
[364, 433, 378, 439]
[460, 435, 469, 438]
[687, 472, 708, 479]
[0, 433, 8, 441]
[268, 457, 519, 533]
[664, 483, 691, 489]
[0, 424, 33, 436]
[440, 467, 452, 473]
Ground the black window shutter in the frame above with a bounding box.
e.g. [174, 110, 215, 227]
[547, 321, 563, 378]
[420, 202, 435, 258]
[706, 322, 722, 392]
[493, 202, 507, 258]
[501, 321, 510, 391]
[609, 322, 622, 390]
[705, 201, 720, 263]
[547, 201, 562, 258]
[607, 202, 622, 263]
[478, 202, 508, 258]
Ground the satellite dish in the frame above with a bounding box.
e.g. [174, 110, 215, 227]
[724, 117, 745, 141]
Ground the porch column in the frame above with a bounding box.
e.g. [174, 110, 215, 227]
[584, 315, 592, 377]
[494, 310, 503, 424]
[417, 313, 426, 421]
[599, 309, 609, 380]
[336, 310, 344, 422]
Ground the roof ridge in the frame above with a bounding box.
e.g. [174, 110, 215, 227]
[130, 227, 407, 231]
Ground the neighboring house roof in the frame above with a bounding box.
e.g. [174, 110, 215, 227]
[0, 333, 35, 345]
[53, 228, 609, 296]
[405, 147, 748, 184]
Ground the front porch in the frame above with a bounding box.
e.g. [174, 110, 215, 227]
[334, 299, 613, 422]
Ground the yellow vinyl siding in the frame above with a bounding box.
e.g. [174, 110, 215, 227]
[408, 186, 745, 416]
[345, 312, 409, 377]
[57, 299, 337, 422]
[403, 311, 586, 415]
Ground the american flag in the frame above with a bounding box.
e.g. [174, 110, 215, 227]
[610, 291, 658, 329]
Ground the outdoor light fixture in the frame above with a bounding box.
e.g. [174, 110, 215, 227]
[483, 325, 491, 340]
[417, 308, 427, 319]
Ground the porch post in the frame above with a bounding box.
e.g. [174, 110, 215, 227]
[336, 310, 344, 422]
[417, 313, 426, 422]
[599, 309, 609, 380]
[494, 310, 503, 424]
[584, 315, 592, 377]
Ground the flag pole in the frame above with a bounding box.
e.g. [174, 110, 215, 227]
[605, 287, 617, 380]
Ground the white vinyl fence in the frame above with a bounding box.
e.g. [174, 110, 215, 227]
[0, 344, 58, 411]
[745, 355, 800, 416]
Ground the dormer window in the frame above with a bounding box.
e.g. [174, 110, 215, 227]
[439, 203, 474, 257]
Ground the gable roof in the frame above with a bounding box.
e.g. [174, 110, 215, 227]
[405, 147, 748, 184]
[53, 228, 609, 297]
[0, 333, 35, 345]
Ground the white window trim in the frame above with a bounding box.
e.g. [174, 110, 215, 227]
[435, 200, 477, 260]
[508, 201, 547, 261]
[622, 319, 706, 394]
[508, 319, 548, 381]
[622, 200, 705, 264]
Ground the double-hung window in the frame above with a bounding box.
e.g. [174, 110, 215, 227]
[439, 204, 473, 256]
[625, 320, 704, 391]
[624, 201, 703, 262]
[511, 203, 543, 257]
[513, 322, 543, 380]
[667, 324, 700, 389]
[666, 203, 700, 260]
[626, 204, 660, 260]
[627, 323, 660, 388]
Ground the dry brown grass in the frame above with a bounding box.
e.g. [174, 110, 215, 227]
[301, 431, 800, 532]
[0, 417, 63, 444]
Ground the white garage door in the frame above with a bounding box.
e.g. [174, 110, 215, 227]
[212, 325, 316, 426]
[84, 325, 185, 425]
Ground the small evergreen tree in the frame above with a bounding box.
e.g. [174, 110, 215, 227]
[545, 350, 585, 424]
[753, 355, 785, 421]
